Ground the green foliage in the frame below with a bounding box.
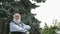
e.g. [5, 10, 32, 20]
[33, 0, 46, 3]
[0, 0, 46, 34]
[41, 22, 57, 34]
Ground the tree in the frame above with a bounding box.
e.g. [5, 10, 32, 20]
[0, 0, 46, 34]
[41, 25, 57, 34]
[41, 20, 58, 34]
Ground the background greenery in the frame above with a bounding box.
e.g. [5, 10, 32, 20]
[0, 0, 46, 34]
[41, 19, 60, 34]
[0, 0, 60, 34]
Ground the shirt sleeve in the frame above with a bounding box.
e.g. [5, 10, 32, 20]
[10, 22, 27, 32]
[23, 25, 31, 30]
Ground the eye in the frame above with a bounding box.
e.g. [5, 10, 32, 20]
[15, 16, 19, 17]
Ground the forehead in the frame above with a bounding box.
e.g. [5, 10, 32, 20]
[15, 15, 19, 16]
[13, 13, 21, 17]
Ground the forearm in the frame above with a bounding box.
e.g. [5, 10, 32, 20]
[23, 25, 31, 30]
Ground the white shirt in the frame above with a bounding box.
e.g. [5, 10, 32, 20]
[10, 21, 31, 32]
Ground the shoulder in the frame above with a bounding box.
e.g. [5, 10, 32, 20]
[10, 21, 15, 25]
[21, 22, 26, 25]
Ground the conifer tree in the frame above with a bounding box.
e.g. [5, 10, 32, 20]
[0, 0, 46, 34]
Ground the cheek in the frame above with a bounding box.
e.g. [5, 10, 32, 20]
[15, 17, 19, 19]
[17, 17, 19, 19]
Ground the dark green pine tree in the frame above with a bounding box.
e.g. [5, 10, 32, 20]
[0, 0, 46, 34]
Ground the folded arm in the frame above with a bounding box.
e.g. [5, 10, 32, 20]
[10, 22, 27, 32]
[23, 24, 31, 30]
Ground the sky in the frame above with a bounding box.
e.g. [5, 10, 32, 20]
[30, 0, 60, 28]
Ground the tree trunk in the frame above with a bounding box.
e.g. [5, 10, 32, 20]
[0, 17, 3, 34]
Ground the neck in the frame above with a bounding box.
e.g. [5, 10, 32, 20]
[13, 19, 21, 23]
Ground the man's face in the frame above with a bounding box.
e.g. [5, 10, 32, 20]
[15, 15, 20, 20]
[13, 13, 21, 23]
[13, 13, 21, 20]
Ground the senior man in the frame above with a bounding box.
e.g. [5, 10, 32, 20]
[10, 13, 31, 34]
